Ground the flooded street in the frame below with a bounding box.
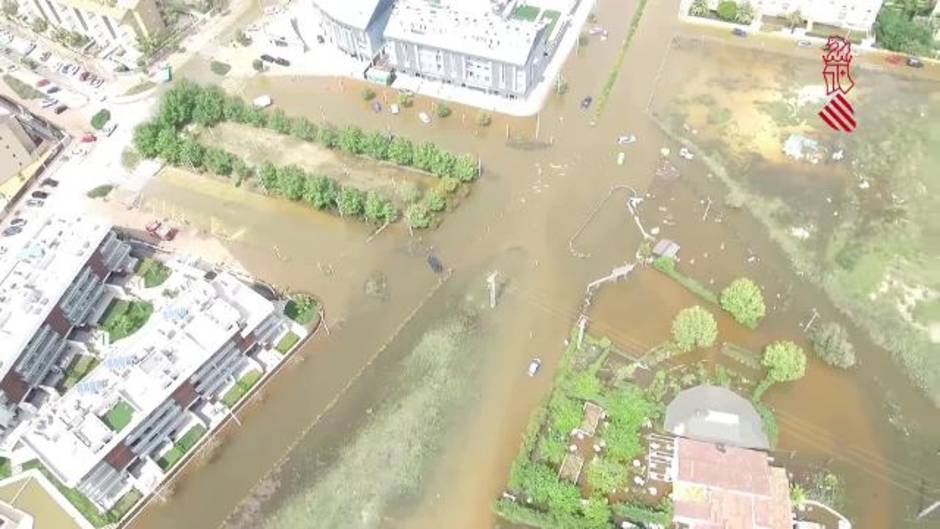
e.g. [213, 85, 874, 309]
[127, 0, 940, 528]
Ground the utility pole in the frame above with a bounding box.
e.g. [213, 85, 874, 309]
[487, 271, 499, 308]
[535, 111, 540, 140]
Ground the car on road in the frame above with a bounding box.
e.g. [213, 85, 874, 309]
[92, 78, 104, 88]
[31, 190, 49, 199]
[731, 28, 747, 37]
[580, 96, 593, 109]
[274, 57, 290, 66]
[46, 86, 59, 94]
[25, 199, 44, 207]
[36, 78, 49, 87]
[54, 105, 67, 114]
[41, 178, 58, 187]
[906, 57, 924, 68]
[797, 40, 812, 47]
[272, 39, 288, 47]
[2, 225, 22, 236]
[81, 134, 96, 143]
[40, 98, 56, 108]
[79, 71, 90, 81]
[260, 54, 275, 62]
[10, 218, 26, 227]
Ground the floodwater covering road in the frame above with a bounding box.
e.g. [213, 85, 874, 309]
[127, 0, 940, 528]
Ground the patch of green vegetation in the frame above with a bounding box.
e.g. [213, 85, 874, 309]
[284, 294, 319, 326]
[221, 370, 262, 408]
[210, 61, 231, 76]
[158, 424, 208, 470]
[86, 184, 114, 198]
[61, 355, 99, 391]
[103, 400, 134, 432]
[541, 10, 561, 35]
[91, 109, 111, 130]
[124, 81, 156, 96]
[720, 342, 762, 370]
[756, 99, 803, 127]
[3, 75, 43, 99]
[707, 106, 732, 125]
[135, 257, 171, 288]
[108, 488, 143, 521]
[496, 330, 660, 528]
[593, 0, 650, 120]
[275, 331, 300, 354]
[22, 461, 136, 527]
[874, 5, 937, 56]
[612, 501, 673, 526]
[99, 299, 152, 342]
[0, 457, 10, 479]
[511, 4, 540, 21]
[752, 401, 778, 448]
[913, 299, 940, 326]
[652, 256, 720, 304]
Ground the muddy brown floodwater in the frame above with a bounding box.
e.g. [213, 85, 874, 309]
[128, 0, 940, 528]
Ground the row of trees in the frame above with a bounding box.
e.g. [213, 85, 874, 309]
[137, 81, 478, 182]
[875, 5, 937, 57]
[689, 0, 754, 24]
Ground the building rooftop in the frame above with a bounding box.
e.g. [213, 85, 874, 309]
[673, 437, 793, 529]
[0, 214, 112, 381]
[313, 0, 387, 29]
[23, 260, 275, 486]
[664, 384, 770, 450]
[384, 0, 547, 66]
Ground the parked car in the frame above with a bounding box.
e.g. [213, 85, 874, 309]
[316, 35, 325, 44]
[418, 111, 431, 124]
[40, 98, 56, 108]
[272, 39, 288, 47]
[25, 199, 44, 207]
[527, 358, 542, 377]
[36, 78, 49, 87]
[54, 105, 67, 114]
[906, 57, 924, 68]
[617, 134, 637, 145]
[41, 178, 58, 187]
[260, 54, 275, 62]
[81, 134, 96, 143]
[2, 225, 22, 236]
[10, 217, 26, 227]
[79, 71, 90, 81]
[31, 190, 49, 199]
[796, 40, 812, 48]
[92, 78, 104, 88]
[731, 28, 747, 37]
[580, 96, 593, 109]
[46, 86, 59, 94]
[274, 57, 290, 66]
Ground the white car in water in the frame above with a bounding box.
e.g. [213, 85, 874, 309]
[418, 112, 431, 124]
[527, 358, 542, 377]
[617, 134, 637, 145]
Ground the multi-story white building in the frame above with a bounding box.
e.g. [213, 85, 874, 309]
[383, 0, 550, 98]
[0, 213, 134, 444]
[14, 0, 166, 61]
[23, 258, 291, 511]
[699, 0, 885, 34]
[311, 0, 395, 61]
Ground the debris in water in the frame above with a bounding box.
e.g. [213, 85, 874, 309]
[660, 147, 670, 156]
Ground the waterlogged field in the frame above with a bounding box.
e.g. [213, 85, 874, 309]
[247, 310, 483, 529]
[650, 36, 940, 406]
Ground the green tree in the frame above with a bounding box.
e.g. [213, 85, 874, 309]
[405, 203, 432, 229]
[192, 85, 225, 127]
[476, 112, 492, 127]
[338, 125, 366, 154]
[364, 191, 391, 223]
[388, 137, 414, 165]
[735, 1, 754, 23]
[762, 340, 806, 383]
[452, 153, 478, 182]
[276, 165, 306, 200]
[31, 17, 47, 33]
[716, 0, 738, 20]
[267, 109, 291, 134]
[671, 306, 718, 351]
[413, 142, 440, 172]
[178, 139, 205, 170]
[303, 174, 340, 209]
[423, 188, 446, 212]
[252, 59, 264, 72]
[336, 186, 365, 217]
[132, 122, 163, 158]
[399, 92, 414, 108]
[689, 0, 709, 16]
[434, 102, 451, 118]
[204, 148, 233, 175]
[430, 150, 456, 177]
[155, 127, 182, 165]
[581, 496, 612, 529]
[809, 322, 856, 368]
[91, 109, 111, 130]
[440, 176, 460, 194]
[875, 7, 935, 55]
[363, 132, 391, 160]
[790, 484, 806, 508]
[223, 96, 249, 123]
[290, 117, 318, 141]
[585, 458, 627, 494]
[2, 1, 18, 17]
[318, 124, 339, 148]
[157, 80, 199, 129]
[259, 163, 278, 192]
[720, 278, 766, 328]
[361, 87, 376, 100]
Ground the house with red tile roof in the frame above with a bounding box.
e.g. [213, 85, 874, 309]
[671, 437, 793, 529]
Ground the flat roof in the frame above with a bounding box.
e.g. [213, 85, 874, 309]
[23, 259, 275, 486]
[313, 0, 386, 29]
[384, 0, 546, 66]
[0, 213, 112, 380]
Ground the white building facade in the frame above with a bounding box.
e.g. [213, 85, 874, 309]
[311, 0, 395, 60]
[383, 0, 550, 97]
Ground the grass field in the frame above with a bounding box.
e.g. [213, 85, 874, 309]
[275, 332, 300, 354]
[103, 400, 134, 432]
[135, 257, 171, 288]
[221, 370, 262, 408]
[158, 424, 208, 470]
[3, 75, 43, 99]
[99, 299, 152, 342]
[512, 4, 540, 20]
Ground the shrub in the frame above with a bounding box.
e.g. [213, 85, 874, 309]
[361, 87, 376, 100]
[476, 112, 492, 127]
[809, 322, 856, 368]
[210, 61, 231, 76]
[716, 0, 738, 20]
[285, 294, 318, 325]
[252, 59, 264, 72]
[91, 109, 111, 130]
[671, 306, 718, 351]
[720, 277, 766, 328]
[86, 184, 113, 198]
[423, 188, 446, 212]
[762, 340, 806, 382]
[434, 102, 451, 118]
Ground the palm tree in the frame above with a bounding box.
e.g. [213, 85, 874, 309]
[689, 0, 709, 17]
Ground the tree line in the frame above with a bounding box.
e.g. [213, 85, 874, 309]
[133, 81, 479, 227]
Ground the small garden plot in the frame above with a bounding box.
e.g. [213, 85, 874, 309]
[275, 331, 300, 354]
[60, 355, 99, 391]
[221, 370, 262, 408]
[135, 257, 171, 288]
[158, 424, 208, 470]
[99, 299, 153, 342]
[512, 4, 540, 20]
[103, 400, 134, 432]
[284, 294, 318, 326]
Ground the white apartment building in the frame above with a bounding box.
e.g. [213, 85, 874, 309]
[383, 0, 551, 97]
[23, 258, 291, 511]
[701, 0, 885, 33]
[14, 0, 166, 61]
[0, 213, 134, 445]
[311, 0, 395, 61]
